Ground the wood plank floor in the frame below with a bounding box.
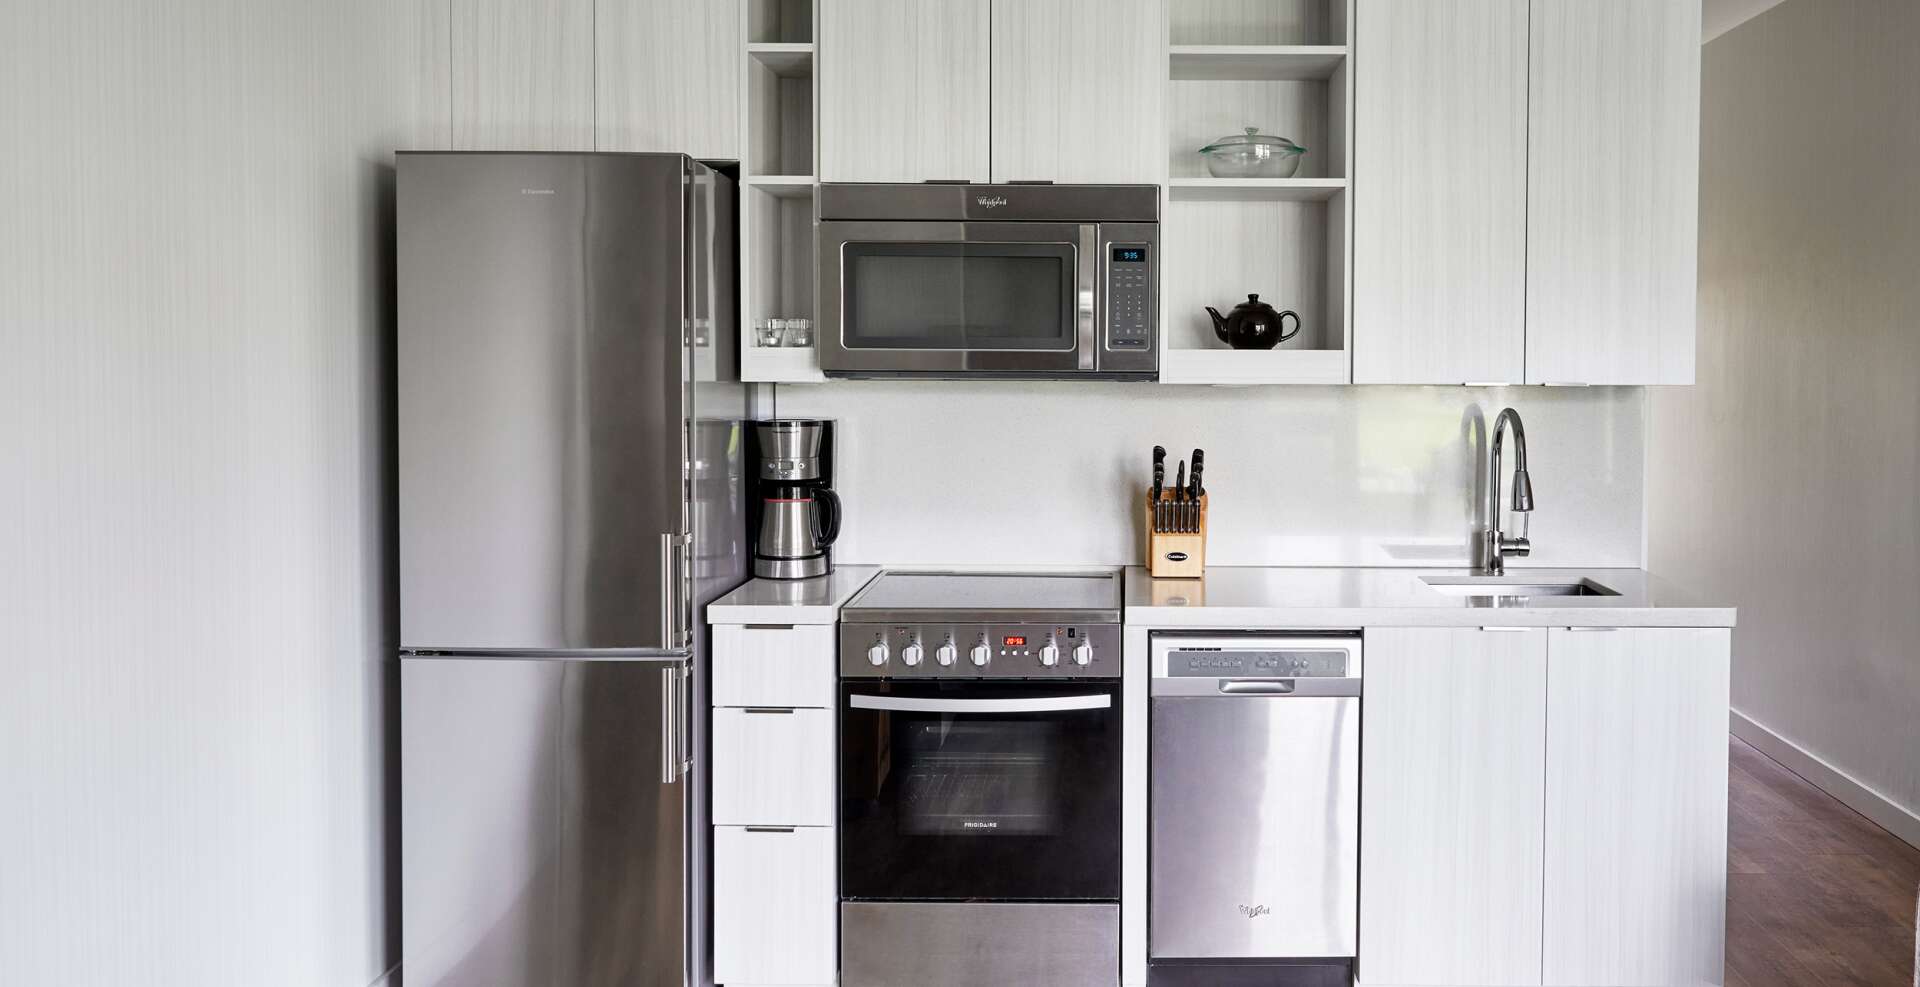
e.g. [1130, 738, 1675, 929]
[1727, 736, 1919, 986]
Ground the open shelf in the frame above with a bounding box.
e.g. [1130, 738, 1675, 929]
[1170, 0, 1346, 46]
[743, 174, 816, 197]
[1170, 45, 1347, 81]
[748, 0, 813, 44]
[1169, 177, 1347, 201]
[1160, 349, 1349, 385]
[748, 42, 814, 79]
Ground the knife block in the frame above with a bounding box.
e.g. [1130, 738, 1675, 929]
[1144, 489, 1207, 579]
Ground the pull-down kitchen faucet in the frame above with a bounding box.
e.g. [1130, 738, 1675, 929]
[1480, 407, 1534, 575]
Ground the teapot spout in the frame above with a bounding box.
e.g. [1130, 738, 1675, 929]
[1205, 306, 1229, 343]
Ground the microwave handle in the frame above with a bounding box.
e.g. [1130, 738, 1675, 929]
[848, 694, 1111, 714]
[1078, 225, 1098, 371]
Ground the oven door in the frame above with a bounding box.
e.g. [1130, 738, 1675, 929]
[839, 679, 1122, 901]
[819, 221, 1096, 377]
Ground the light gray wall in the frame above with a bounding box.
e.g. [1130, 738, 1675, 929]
[1650, 0, 1920, 831]
[0, 2, 444, 984]
[779, 384, 1647, 568]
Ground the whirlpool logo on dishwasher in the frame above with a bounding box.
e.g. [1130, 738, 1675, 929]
[1237, 904, 1271, 919]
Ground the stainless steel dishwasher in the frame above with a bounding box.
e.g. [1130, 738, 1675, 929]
[1148, 633, 1361, 987]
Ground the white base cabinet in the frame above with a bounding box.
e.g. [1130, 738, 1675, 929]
[714, 825, 837, 987]
[1543, 628, 1730, 986]
[710, 623, 838, 986]
[1360, 627, 1548, 986]
[1359, 625, 1731, 987]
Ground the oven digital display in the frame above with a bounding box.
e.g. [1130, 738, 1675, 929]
[1111, 246, 1147, 263]
[1003, 635, 1028, 647]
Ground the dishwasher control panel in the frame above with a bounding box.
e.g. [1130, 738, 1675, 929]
[1165, 649, 1349, 678]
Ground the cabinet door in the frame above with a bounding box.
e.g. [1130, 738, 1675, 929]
[450, 0, 595, 150]
[596, 0, 741, 158]
[1360, 627, 1546, 986]
[819, 0, 989, 182]
[989, 0, 1163, 183]
[1543, 628, 1730, 986]
[1526, 0, 1700, 384]
[714, 825, 836, 986]
[1353, 0, 1528, 384]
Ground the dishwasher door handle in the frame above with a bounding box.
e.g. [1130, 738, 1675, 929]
[1219, 679, 1297, 695]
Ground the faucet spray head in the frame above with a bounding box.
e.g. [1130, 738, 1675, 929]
[1511, 468, 1535, 513]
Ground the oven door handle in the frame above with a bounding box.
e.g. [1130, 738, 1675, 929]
[847, 694, 1112, 714]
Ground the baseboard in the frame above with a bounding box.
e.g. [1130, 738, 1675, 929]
[1731, 708, 1920, 851]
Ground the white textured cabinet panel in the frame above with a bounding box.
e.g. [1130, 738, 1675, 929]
[714, 825, 836, 986]
[1359, 627, 1547, 987]
[596, 0, 742, 158]
[1525, 0, 1700, 384]
[712, 708, 835, 826]
[712, 624, 837, 708]
[818, 0, 989, 182]
[1352, 0, 1527, 384]
[989, 0, 1163, 183]
[451, 0, 595, 150]
[1543, 628, 1730, 987]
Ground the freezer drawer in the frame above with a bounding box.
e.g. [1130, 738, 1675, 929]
[1150, 694, 1360, 960]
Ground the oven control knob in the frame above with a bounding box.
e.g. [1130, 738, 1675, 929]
[936, 642, 957, 666]
[969, 643, 991, 667]
[867, 642, 889, 667]
[1039, 643, 1060, 667]
[901, 643, 924, 666]
[1072, 642, 1094, 666]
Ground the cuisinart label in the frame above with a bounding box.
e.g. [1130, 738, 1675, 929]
[1165, 551, 1189, 562]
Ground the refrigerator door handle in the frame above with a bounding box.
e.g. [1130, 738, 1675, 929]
[660, 666, 679, 785]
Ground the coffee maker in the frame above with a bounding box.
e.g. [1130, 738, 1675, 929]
[752, 419, 841, 579]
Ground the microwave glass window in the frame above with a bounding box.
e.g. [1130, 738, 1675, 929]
[843, 242, 1075, 351]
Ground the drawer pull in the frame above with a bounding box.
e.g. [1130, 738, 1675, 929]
[745, 623, 798, 631]
[1479, 626, 1532, 633]
[744, 826, 796, 833]
[742, 707, 797, 714]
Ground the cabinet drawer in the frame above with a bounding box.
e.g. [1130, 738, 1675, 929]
[713, 707, 835, 826]
[714, 825, 836, 986]
[712, 624, 837, 708]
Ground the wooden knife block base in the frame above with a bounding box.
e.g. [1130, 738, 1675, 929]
[1145, 490, 1207, 579]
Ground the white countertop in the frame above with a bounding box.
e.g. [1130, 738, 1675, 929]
[706, 566, 880, 625]
[1125, 566, 1736, 628]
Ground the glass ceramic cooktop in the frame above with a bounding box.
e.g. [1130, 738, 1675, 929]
[846, 571, 1122, 614]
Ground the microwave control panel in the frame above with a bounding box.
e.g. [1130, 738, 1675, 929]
[1106, 243, 1153, 350]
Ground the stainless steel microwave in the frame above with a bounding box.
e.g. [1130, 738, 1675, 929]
[817, 183, 1159, 379]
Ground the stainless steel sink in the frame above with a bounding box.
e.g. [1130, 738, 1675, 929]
[1421, 577, 1619, 599]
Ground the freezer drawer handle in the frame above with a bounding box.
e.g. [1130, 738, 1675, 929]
[848, 694, 1111, 714]
[1218, 679, 1297, 695]
[660, 666, 679, 785]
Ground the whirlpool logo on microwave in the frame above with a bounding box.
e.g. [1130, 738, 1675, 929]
[1237, 904, 1271, 919]
[975, 195, 1008, 209]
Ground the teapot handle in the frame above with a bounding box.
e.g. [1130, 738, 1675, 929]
[1277, 310, 1301, 343]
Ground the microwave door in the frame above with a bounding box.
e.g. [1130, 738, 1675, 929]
[819, 221, 1090, 377]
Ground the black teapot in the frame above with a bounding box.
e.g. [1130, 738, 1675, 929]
[1206, 294, 1301, 350]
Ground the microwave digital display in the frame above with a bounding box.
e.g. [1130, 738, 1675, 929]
[1112, 246, 1147, 263]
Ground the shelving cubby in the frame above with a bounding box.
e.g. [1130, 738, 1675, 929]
[1161, 0, 1353, 384]
[740, 0, 822, 382]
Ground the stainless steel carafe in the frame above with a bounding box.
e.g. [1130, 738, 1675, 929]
[755, 484, 840, 579]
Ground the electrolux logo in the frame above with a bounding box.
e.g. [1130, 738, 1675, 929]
[975, 195, 1009, 209]
[520, 188, 556, 195]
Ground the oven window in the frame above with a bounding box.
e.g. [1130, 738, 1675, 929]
[841, 242, 1075, 351]
[841, 680, 1121, 902]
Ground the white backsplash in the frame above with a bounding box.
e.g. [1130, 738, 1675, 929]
[774, 383, 1645, 568]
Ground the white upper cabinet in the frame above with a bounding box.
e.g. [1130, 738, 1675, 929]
[595, 0, 742, 158]
[450, 0, 595, 150]
[989, 0, 1164, 184]
[819, 0, 990, 183]
[1359, 627, 1547, 987]
[1543, 628, 1730, 986]
[1352, 0, 1527, 385]
[1525, 0, 1701, 384]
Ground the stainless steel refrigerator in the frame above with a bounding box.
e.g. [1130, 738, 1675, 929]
[397, 152, 746, 987]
